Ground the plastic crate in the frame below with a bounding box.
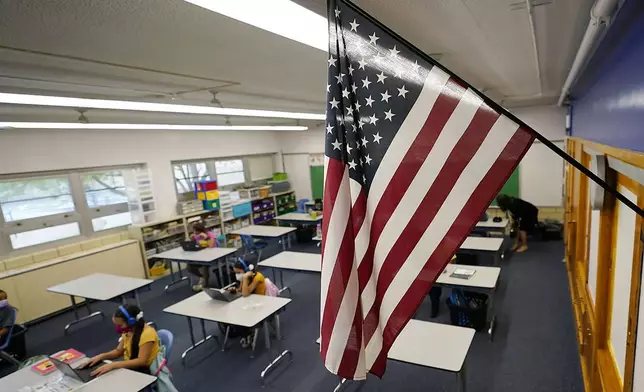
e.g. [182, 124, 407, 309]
[194, 180, 218, 192]
[232, 201, 252, 217]
[272, 172, 288, 181]
[446, 292, 488, 331]
[196, 190, 219, 201]
[203, 199, 220, 211]
[258, 186, 271, 198]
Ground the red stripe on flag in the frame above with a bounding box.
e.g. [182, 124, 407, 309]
[357, 79, 466, 297]
[361, 104, 500, 345]
[368, 127, 534, 377]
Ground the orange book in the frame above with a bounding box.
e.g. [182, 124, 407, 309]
[31, 349, 86, 375]
[52, 349, 84, 363]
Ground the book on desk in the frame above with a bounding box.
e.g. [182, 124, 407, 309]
[450, 268, 476, 279]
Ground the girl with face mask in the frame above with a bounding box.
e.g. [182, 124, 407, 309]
[228, 259, 266, 296]
[81, 304, 160, 376]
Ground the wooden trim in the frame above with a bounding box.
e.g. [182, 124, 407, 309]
[569, 137, 644, 170]
[624, 184, 644, 392]
[618, 174, 639, 194]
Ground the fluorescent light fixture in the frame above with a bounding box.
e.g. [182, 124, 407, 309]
[184, 0, 327, 51]
[0, 93, 326, 121]
[0, 122, 308, 131]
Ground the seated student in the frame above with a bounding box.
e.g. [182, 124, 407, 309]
[0, 290, 16, 346]
[82, 305, 159, 376]
[228, 259, 266, 296]
[187, 222, 217, 291]
[496, 194, 539, 253]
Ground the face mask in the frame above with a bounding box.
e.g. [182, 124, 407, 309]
[235, 273, 244, 282]
[0, 299, 8, 308]
[115, 325, 132, 334]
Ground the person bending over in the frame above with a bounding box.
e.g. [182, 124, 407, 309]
[496, 194, 539, 253]
[82, 305, 160, 376]
[188, 222, 216, 291]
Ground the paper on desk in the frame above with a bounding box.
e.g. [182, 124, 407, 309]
[18, 374, 83, 392]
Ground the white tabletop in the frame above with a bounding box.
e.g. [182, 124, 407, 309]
[388, 320, 475, 372]
[47, 273, 153, 301]
[231, 226, 297, 237]
[0, 364, 155, 392]
[164, 292, 291, 327]
[436, 264, 501, 289]
[275, 212, 323, 222]
[258, 251, 321, 272]
[476, 219, 509, 229]
[460, 236, 504, 252]
[152, 246, 237, 262]
[316, 320, 474, 373]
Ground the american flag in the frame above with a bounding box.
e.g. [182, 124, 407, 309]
[320, 0, 535, 380]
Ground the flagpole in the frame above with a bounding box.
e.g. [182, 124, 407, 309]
[342, 0, 644, 218]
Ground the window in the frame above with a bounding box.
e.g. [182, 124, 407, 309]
[173, 162, 211, 196]
[0, 177, 75, 222]
[83, 171, 131, 231]
[215, 159, 245, 187]
[0, 176, 81, 250]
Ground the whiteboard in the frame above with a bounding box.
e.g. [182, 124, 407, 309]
[519, 141, 564, 207]
[284, 154, 312, 201]
[610, 185, 637, 380]
[634, 252, 644, 392]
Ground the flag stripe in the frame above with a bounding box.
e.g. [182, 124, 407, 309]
[365, 115, 525, 372]
[320, 159, 351, 364]
[362, 93, 497, 346]
[369, 126, 535, 375]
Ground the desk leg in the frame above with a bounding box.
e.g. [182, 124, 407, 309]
[260, 314, 293, 386]
[64, 295, 104, 335]
[180, 317, 217, 365]
[164, 260, 189, 292]
[457, 362, 467, 392]
[333, 378, 348, 392]
[281, 235, 287, 251]
[222, 325, 230, 352]
[134, 290, 141, 308]
[487, 287, 497, 341]
[277, 270, 291, 296]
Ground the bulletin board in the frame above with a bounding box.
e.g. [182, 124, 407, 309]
[310, 154, 324, 200]
[490, 167, 520, 205]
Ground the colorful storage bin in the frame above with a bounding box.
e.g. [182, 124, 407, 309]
[203, 199, 220, 210]
[232, 201, 252, 217]
[194, 180, 218, 192]
[196, 190, 219, 201]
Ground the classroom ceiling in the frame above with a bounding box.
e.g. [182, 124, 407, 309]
[0, 0, 592, 125]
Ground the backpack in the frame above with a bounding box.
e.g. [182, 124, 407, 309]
[264, 278, 280, 297]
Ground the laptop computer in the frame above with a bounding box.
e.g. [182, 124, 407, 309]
[49, 357, 101, 383]
[181, 240, 203, 252]
[204, 287, 241, 302]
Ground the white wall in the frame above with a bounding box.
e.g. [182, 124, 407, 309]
[0, 129, 282, 219]
[279, 105, 567, 207]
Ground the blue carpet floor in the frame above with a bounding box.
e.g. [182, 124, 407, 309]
[0, 239, 583, 391]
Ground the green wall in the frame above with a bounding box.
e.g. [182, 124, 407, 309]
[310, 165, 324, 200]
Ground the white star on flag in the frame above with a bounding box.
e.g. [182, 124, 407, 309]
[381, 90, 391, 102]
[358, 58, 368, 70]
[361, 136, 369, 147]
[369, 114, 379, 125]
[328, 56, 337, 67]
[384, 109, 395, 121]
[326, 124, 334, 134]
[397, 85, 409, 98]
[411, 60, 420, 73]
[362, 77, 372, 89]
[389, 45, 400, 57]
[329, 97, 340, 109]
[376, 72, 388, 84]
[346, 144, 353, 154]
[351, 83, 358, 93]
[373, 132, 383, 144]
[334, 7, 341, 18]
[355, 101, 362, 111]
[364, 154, 372, 165]
[349, 19, 359, 31]
[365, 96, 375, 107]
[348, 64, 355, 75]
[335, 73, 345, 84]
[332, 139, 342, 150]
[327, 84, 331, 93]
[348, 160, 357, 169]
[342, 88, 351, 99]
[368, 32, 379, 45]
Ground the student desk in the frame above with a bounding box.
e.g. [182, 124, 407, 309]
[230, 226, 297, 250]
[164, 292, 292, 384]
[318, 320, 475, 392]
[459, 236, 505, 266]
[275, 212, 322, 226]
[0, 352, 156, 391]
[47, 273, 153, 334]
[475, 218, 510, 236]
[258, 251, 321, 293]
[436, 264, 501, 339]
[152, 247, 238, 291]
